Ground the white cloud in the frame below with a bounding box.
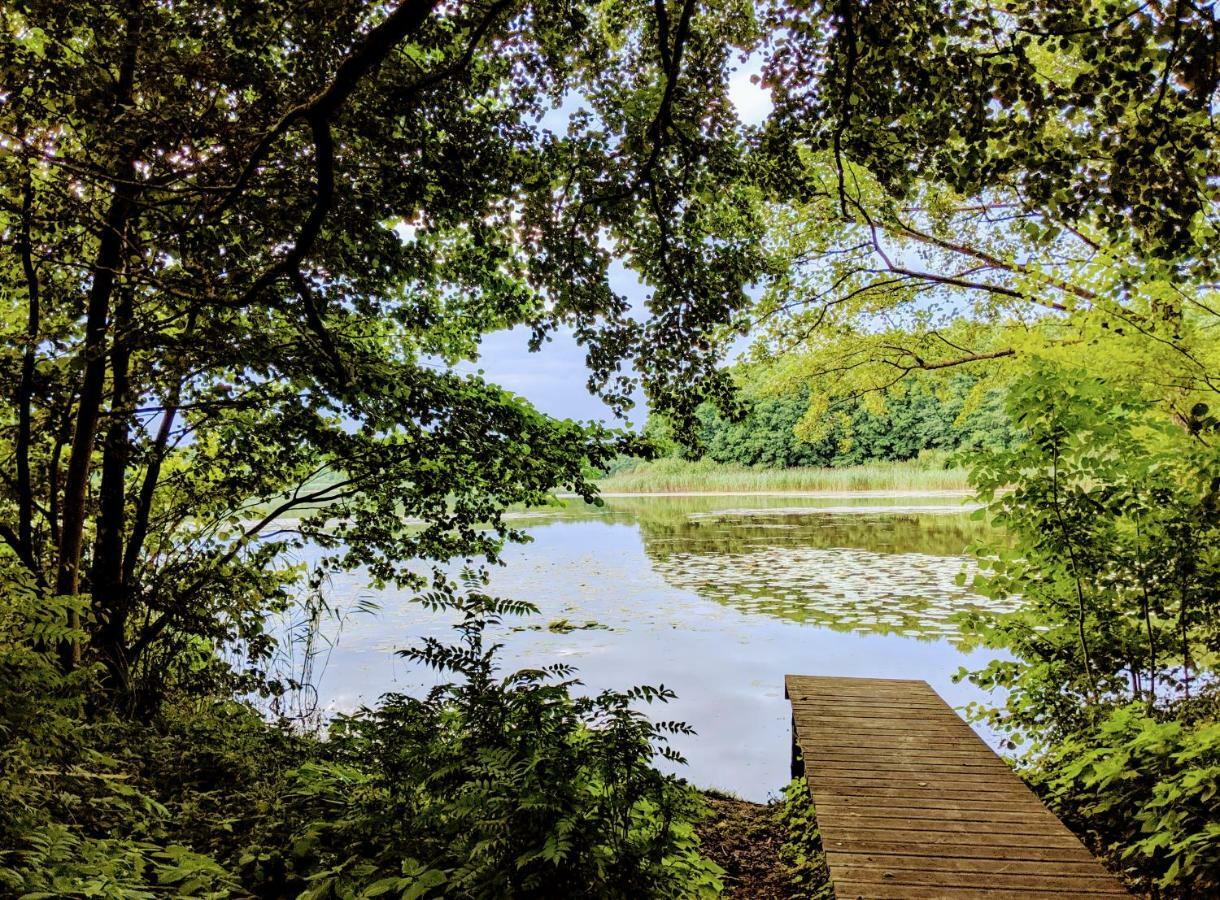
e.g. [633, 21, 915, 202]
[729, 53, 773, 127]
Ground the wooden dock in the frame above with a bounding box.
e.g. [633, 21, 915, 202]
[785, 675, 1131, 899]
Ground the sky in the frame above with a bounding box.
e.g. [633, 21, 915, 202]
[456, 57, 773, 428]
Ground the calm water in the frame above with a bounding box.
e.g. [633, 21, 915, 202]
[300, 494, 1011, 801]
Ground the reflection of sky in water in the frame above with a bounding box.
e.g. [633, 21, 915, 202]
[301, 496, 1008, 802]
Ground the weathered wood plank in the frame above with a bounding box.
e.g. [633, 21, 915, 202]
[834, 878, 1127, 892]
[811, 760, 1014, 775]
[817, 816, 1076, 837]
[811, 774, 1043, 794]
[815, 805, 1054, 825]
[786, 674, 1131, 899]
[816, 794, 1050, 813]
[808, 750, 1013, 767]
[824, 824, 1089, 850]
[791, 692, 951, 704]
[834, 869, 1129, 892]
[813, 771, 1033, 790]
[820, 837, 1098, 864]
[826, 851, 1110, 877]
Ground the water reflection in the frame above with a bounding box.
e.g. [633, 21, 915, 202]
[306, 494, 1009, 801]
[635, 508, 1015, 645]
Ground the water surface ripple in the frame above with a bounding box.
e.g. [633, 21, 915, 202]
[307, 494, 1009, 801]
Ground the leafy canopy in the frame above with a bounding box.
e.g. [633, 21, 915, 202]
[743, 2, 1220, 431]
[0, 0, 764, 698]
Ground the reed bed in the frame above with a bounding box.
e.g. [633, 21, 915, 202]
[597, 457, 971, 494]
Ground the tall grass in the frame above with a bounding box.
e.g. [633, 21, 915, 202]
[597, 455, 970, 494]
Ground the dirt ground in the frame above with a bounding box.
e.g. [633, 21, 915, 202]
[696, 794, 797, 899]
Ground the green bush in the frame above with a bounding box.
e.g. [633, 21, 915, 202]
[775, 779, 832, 898]
[1044, 705, 1220, 892]
[958, 364, 1220, 895]
[277, 589, 722, 899]
[0, 577, 239, 897]
[652, 376, 1016, 469]
[0, 575, 721, 899]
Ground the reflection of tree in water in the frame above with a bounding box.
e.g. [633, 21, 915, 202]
[638, 511, 988, 558]
[635, 511, 1016, 644]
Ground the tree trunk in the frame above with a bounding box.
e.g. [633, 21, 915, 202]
[91, 288, 135, 688]
[55, 178, 134, 669]
[17, 170, 41, 570]
[55, 0, 143, 669]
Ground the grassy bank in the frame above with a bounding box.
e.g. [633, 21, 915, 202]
[597, 456, 970, 494]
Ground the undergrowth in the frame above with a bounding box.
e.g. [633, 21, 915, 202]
[0, 581, 723, 899]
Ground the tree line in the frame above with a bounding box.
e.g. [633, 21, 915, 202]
[641, 372, 1015, 469]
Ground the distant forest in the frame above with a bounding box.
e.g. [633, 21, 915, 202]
[643, 375, 1014, 469]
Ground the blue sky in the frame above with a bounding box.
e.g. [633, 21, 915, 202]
[461, 57, 772, 427]
[458, 265, 648, 426]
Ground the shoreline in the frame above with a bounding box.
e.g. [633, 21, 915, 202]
[586, 488, 975, 499]
[253, 488, 979, 527]
[589, 458, 971, 496]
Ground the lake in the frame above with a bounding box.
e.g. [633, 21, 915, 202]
[298, 493, 1012, 802]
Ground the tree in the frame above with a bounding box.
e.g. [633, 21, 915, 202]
[658, 371, 1012, 467]
[959, 363, 1220, 893]
[745, 7, 1220, 891]
[0, 0, 764, 702]
[743, 2, 1220, 426]
[765, 1, 1220, 263]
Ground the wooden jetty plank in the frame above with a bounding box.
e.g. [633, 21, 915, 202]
[811, 773, 1041, 792]
[834, 878, 1127, 892]
[820, 817, 1079, 838]
[808, 750, 1013, 767]
[786, 675, 1131, 899]
[790, 705, 967, 721]
[792, 691, 951, 704]
[824, 825, 1089, 850]
[827, 852, 1109, 877]
[813, 771, 1034, 790]
[811, 759, 1013, 774]
[816, 792, 1050, 811]
[816, 806, 1054, 825]
[821, 837, 1098, 865]
[834, 870, 1129, 892]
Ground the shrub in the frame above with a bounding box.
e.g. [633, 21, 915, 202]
[272, 588, 723, 899]
[0, 577, 239, 897]
[958, 364, 1220, 895]
[775, 779, 832, 898]
[0, 574, 721, 898]
[1044, 705, 1220, 893]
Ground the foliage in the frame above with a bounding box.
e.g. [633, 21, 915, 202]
[0, 580, 243, 897]
[765, 1, 1220, 263]
[0, 0, 764, 704]
[687, 375, 1013, 468]
[743, 3, 1220, 447]
[745, 11, 1220, 889]
[774, 780, 831, 899]
[6, 1, 1220, 896]
[698, 388, 828, 467]
[1043, 705, 1220, 895]
[958, 364, 1220, 894]
[0, 580, 723, 898]
[627, 362, 1014, 471]
[275, 587, 722, 899]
